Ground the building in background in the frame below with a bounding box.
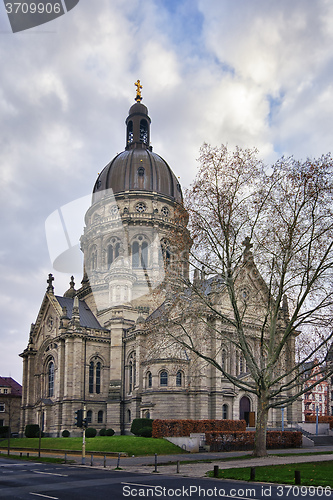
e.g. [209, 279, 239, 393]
[0, 377, 22, 435]
[302, 359, 331, 419]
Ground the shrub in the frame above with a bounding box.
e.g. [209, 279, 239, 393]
[0, 426, 9, 438]
[105, 428, 115, 436]
[152, 419, 246, 438]
[85, 428, 97, 438]
[305, 415, 333, 429]
[62, 430, 70, 437]
[99, 428, 106, 436]
[131, 418, 153, 436]
[205, 431, 302, 451]
[140, 426, 152, 438]
[25, 424, 40, 438]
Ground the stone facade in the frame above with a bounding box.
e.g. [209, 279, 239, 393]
[20, 89, 301, 437]
[0, 377, 22, 434]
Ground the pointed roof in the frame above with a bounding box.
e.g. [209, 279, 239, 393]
[55, 296, 103, 329]
[0, 377, 22, 396]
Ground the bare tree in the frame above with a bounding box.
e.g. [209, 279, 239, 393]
[149, 144, 333, 457]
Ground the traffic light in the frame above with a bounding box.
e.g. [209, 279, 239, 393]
[75, 409, 83, 427]
[82, 417, 88, 428]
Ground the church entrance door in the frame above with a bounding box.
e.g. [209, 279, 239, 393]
[239, 396, 250, 425]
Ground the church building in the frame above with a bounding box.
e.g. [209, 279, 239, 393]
[20, 82, 300, 436]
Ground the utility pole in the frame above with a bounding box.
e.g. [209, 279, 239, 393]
[82, 404, 86, 465]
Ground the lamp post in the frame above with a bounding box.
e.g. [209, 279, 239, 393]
[316, 405, 319, 435]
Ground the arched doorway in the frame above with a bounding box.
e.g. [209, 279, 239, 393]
[239, 396, 250, 425]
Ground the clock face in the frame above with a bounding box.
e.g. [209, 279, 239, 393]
[47, 316, 54, 331]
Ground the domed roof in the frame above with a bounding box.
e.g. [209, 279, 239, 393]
[93, 148, 183, 203]
[92, 84, 183, 204]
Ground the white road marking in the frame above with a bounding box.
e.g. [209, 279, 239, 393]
[121, 482, 157, 488]
[32, 470, 68, 477]
[29, 494, 59, 500]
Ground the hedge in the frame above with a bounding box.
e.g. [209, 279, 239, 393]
[85, 428, 97, 438]
[140, 426, 153, 437]
[131, 418, 153, 436]
[152, 419, 246, 438]
[25, 424, 40, 438]
[305, 415, 333, 429]
[206, 431, 302, 451]
[0, 426, 9, 438]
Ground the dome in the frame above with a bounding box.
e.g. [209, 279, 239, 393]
[92, 85, 183, 204]
[93, 148, 183, 203]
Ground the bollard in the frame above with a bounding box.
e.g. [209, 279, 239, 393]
[104, 455, 106, 468]
[250, 467, 256, 481]
[154, 453, 158, 473]
[117, 452, 121, 469]
[295, 470, 301, 485]
[64, 452, 67, 464]
[27, 453, 29, 458]
[90, 454, 93, 467]
[213, 465, 219, 478]
[20, 452, 22, 458]
[176, 460, 180, 474]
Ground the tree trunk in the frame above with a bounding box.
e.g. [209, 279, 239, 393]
[253, 396, 269, 457]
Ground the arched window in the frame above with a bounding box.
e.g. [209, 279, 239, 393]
[132, 236, 149, 269]
[176, 371, 183, 387]
[239, 354, 245, 374]
[141, 242, 148, 268]
[127, 120, 133, 144]
[160, 239, 171, 268]
[145, 410, 150, 419]
[89, 361, 94, 394]
[222, 404, 228, 419]
[221, 349, 227, 372]
[160, 371, 168, 387]
[107, 238, 121, 268]
[128, 353, 136, 393]
[96, 362, 101, 394]
[89, 360, 102, 394]
[87, 410, 92, 424]
[127, 409, 131, 422]
[91, 249, 97, 270]
[132, 241, 140, 268]
[147, 371, 152, 388]
[98, 410, 103, 423]
[48, 361, 54, 397]
[140, 119, 148, 144]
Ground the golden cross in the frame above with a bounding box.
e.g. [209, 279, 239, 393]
[134, 79, 143, 102]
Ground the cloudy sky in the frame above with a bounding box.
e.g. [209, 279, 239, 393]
[1, 0, 333, 383]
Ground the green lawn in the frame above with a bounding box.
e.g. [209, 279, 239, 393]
[207, 461, 333, 488]
[5, 436, 185, 456]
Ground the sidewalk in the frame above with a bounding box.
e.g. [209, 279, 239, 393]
[104, 446, 333, 478]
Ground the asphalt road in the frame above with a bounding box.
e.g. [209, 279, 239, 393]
[0, 456, 330, 500]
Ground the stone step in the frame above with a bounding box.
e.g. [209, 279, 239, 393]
[311, 435, 333, 446]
